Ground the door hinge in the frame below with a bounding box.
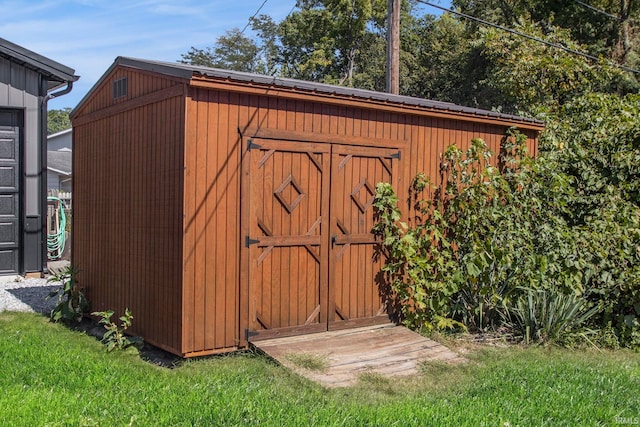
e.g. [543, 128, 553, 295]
[245, 236, 260, 247]
[390, 151, 401, 160]
[245, 329, 259, 340]
[247, 138, 262, 151]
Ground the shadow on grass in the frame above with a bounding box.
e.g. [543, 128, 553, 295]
[7, 285, 186, 369]
[75, 317, 185, 369]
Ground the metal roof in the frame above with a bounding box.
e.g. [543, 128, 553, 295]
[0, 38, 79, 90]
[113, 56, 543, 127]
[47, 128, 72, 139]
[47, 150, 72, 175]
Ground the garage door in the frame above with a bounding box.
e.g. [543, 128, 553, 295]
[246, 138, 401, 340]
[0, 110, 21, 275]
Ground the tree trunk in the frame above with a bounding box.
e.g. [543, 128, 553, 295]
[348, 46, 355, 87]
[340, 46, 357, 86]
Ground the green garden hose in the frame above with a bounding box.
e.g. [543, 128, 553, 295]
[47, 196, 66, 260]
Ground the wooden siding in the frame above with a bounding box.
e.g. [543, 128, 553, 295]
[182, 88, 241, 355]
[181, 84, 539, 355]
[72, 78, 185, 354]
[73, 67, 186, 118]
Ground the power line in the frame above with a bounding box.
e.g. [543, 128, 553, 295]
[241, 0, 269, 34]
[417, 0, 640, 75]
[571, 0, 637, 23]
[571, 0, 620, 20]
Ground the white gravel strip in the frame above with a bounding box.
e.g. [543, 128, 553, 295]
[0, 275, 59, 314]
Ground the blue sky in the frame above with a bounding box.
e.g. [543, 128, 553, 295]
[1, 0, 450, 110]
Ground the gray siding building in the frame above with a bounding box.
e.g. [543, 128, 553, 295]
[47, 128, 72, 192]
[47, 128, 72, 152]
[0, 38, 78, 275]
[47, 150, 72, 193]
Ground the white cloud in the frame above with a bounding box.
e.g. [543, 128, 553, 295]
[149, 4, 202, 16]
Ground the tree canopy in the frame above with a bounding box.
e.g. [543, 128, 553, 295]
[47, 108, 72, 135]
[180, 0, 639, 114]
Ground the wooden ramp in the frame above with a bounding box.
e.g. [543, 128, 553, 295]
[251, 324, 464, 388]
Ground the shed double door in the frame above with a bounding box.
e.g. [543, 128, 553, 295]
[246, 138, 400, 340]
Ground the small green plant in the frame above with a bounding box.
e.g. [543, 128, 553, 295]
[92, 308, 142, 352]
[595, 325, 621, 350]
[46, 265, 89, 323]
[284, 353, 329, 372]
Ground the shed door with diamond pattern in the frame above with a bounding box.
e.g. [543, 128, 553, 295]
[329, 145, 399, 330]
[247, 140, 331, 338]
[247, 139, 399, 339]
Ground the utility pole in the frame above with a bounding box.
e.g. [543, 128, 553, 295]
[617, 0, 632, 63]
[386, 0, 400, 94]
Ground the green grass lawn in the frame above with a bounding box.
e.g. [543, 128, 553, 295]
[1, 312, 638, 426]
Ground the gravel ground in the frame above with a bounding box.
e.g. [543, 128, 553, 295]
[0, 275, 59, 315]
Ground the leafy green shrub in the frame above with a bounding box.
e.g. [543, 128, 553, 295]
[373, 179, 461, 331]
[374, 131, 572, 332]
[46, 265, 89, 323]
[91, 308, 142, 352]
[374, 98, 640, 349]
[541, 93, 640, 348]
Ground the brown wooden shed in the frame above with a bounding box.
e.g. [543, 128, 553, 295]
[71, 57, 544, 357]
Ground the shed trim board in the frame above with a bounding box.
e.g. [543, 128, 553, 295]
[72, 57, 544, 132]
[72, 81, 187, 126]
[72, 57, 543, 357]
[242, 126, 408, 148]
[190, 78, 543, 131]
